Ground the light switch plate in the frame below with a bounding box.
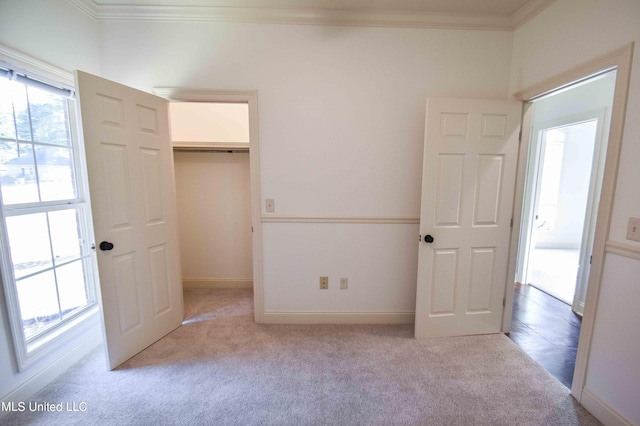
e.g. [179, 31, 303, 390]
[265, 199, 275, 213]
[340, 278, 348, 290]
[626, 217, 640, 242]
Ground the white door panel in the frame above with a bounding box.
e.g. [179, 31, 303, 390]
[76, 71, 183, 369]
[415, 98, 521, 338]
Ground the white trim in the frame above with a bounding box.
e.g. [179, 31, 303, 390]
[153, 87, 265, 323]
[0, 45, 74, 89]
[512, 45, 632, 101]
[510, 42, 634, 403]
[511, 0, 556, 29]
[581, 388, 634, 426]
[153, 88, 255, 102]
[605, 240, 640, 260]
[172, 142, 249, 151]
[183, 278, 253, 289]
[67, 0, 555, 31]
[262, 311, 415, 325]
[262, 216, 420, 225]
[66, 0, 99, 20]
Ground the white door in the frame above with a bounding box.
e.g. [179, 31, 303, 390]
[76, 71, 183, 369]
[415, 98, 521, 338]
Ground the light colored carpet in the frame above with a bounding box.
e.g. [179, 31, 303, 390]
[2, 288, 600, 425]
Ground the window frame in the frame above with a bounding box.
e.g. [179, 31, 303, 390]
[0, 46, 100, 371]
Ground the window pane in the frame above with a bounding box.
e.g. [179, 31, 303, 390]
[0, 78, 16, 140]
[6, 213, 52, 279]
[17, 271, 60, 340]
[49, 210, 83, 264]
[37, 145, 76, 201]
[1, 72, 95, 357]
[28, 86, 70, 146]
[0, 142, 39, 204]
[56, 260, 89, 316]
[9, 81, 31, 141]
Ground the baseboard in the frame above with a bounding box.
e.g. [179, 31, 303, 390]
[182, 278, 253, 289]
[262, 311, 415, 325]
[581, 388, 634, 426]
[0, 331, 102, 418]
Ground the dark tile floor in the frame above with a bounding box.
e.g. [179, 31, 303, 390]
[508, 283, 582, 388]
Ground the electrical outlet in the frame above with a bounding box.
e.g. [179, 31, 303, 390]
[265, 199, 275, 213]
[320, 276, 329, 289]
[340, 278, 348, 290]
[626, 217, 640, 242]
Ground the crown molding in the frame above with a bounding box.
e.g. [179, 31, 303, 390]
[67, 0, 554, 31]
[67, 0, 99, 19]
[511, 0, 555, 29]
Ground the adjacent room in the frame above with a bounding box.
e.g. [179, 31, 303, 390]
[1, 0, 639, 425]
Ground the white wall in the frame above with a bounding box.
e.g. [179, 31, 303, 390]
[173, 151, 253, 286]
[0, 0, 101, 76]
[98, 20, 513, 316]
[0, 0, 102, 407]
[511, 0, 640, 424]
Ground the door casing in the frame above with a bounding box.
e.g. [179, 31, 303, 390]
[504, 43, 634, 401]
[153, 88, 265, 323]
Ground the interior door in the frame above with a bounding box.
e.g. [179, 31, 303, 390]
[415, 98, 521, 338]
[76, 71, 183, 369]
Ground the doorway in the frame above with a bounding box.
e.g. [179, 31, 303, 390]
[517, 71, 615, 312]
[522, 115, 603, 308]
[152, 88, 264, 323]
[509, 71, 616, 388]
[169, 102, 253, 291]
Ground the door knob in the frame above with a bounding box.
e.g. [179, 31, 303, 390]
[99, 241, 114, 251]
[424, 234, 434, 243]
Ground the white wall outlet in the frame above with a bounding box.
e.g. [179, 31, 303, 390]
[626, 217, 640, 242]
[265, 198, 275, 213]
[340, 278, 348, 290]
[320, 276, 329, 290]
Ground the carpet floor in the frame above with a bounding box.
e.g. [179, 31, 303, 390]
[2, 288, 600, 425]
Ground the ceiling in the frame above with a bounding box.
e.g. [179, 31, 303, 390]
[69, 0, 555, 30]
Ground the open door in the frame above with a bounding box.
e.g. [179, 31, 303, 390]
[76, 71, 183, 369]
[415, 98, 521, 338]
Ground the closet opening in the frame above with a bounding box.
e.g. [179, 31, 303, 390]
[169, 102, 253, 293]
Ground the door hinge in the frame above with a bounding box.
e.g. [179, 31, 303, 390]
[510, 218, 513, 228]
[251, 226, 254, 233]
[590, 255, 592, 265]
[502, 297, 506, 307]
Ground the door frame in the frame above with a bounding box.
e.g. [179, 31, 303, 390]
[152, 88, 265, 323]
[516, 109, 607, 312]
[502, 43, 634, 401]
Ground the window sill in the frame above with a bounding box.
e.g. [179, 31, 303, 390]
[19, 305, 101, 372]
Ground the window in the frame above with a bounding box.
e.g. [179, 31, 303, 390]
[536, 129, 565, 232]
[0, 64, 97, 366]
